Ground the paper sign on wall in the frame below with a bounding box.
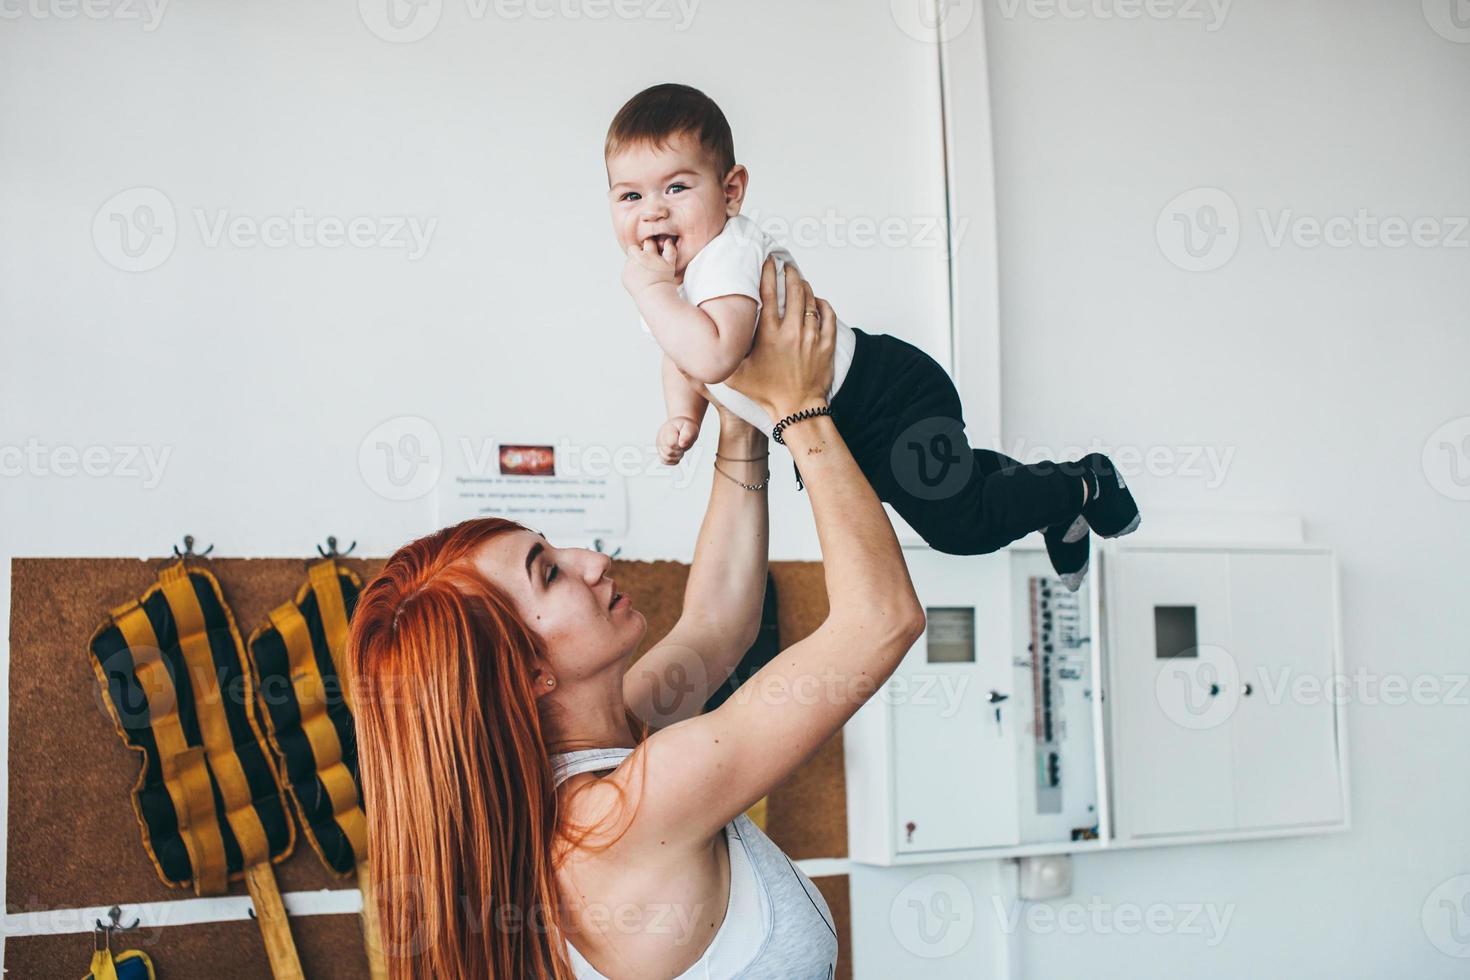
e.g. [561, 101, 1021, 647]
[439, 442, 627, 537]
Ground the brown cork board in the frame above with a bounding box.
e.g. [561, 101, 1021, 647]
[4, 891, 849, 980]
[5, 913, 373, 979]
[8, 556, 849, 978]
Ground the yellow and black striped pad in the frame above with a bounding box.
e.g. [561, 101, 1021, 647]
[88, 562, 295, 895]
[247, 560, 366, 877]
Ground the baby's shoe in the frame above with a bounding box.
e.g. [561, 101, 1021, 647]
[1044, 517, 1090, 592]
[1063, 453, 1140, 541]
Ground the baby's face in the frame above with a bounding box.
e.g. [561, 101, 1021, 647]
[607, 132, 737, 277]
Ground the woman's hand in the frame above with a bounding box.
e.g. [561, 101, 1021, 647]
[724, 259, 836, 423]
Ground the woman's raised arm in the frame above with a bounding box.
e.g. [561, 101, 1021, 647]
[617, 260, 927, 845]
[624, 397, 771, 728]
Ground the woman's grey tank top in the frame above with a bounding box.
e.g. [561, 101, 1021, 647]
[551, 746, 838, 979]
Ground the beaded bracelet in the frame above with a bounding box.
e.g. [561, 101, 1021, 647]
[771, 405, 833, 446]
[713, 462, 769, 491]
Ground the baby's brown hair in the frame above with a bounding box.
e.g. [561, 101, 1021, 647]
[606, 83, 736, 176]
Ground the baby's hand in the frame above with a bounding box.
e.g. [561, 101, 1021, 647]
[657, 415, 701, 466]
[622, 238, 678, 298]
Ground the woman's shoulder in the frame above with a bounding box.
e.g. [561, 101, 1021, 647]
[552, 733, 726, 860]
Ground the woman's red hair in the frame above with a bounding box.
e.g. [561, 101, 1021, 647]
[347, 517, 624, 978]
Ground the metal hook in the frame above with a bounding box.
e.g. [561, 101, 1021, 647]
[592, 538, 622, 560]
[94, 906, 139, 951]
[100, 905, 140, 931]
[316, 535, 358, 559]
[172, 534, 214, 560]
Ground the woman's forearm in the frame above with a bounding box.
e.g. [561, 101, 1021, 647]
[648, 414, 923, 833]
[680, 415, 770, 655]
[779, 416, 923, 638]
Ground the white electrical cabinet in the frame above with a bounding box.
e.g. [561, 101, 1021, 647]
[1104, 543, 1348, 842]
[844, 546, 1105, 865]
[843, 539, 1349, 867]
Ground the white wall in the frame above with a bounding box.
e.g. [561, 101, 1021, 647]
[0, 0, 952, 565]
[982, 0, 1470, 976]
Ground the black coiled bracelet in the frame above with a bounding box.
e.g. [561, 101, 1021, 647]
[771, 405, 833, 446]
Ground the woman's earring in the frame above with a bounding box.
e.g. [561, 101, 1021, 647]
[546, 677, 556, 687]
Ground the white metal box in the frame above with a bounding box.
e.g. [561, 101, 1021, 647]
[1104, 543, 1349, 843]
[844, 545, 1107, 865]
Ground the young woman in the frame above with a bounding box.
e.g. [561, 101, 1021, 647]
[347, 259, 926, 979]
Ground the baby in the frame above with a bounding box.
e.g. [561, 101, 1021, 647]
[606, 83, 1139, 589]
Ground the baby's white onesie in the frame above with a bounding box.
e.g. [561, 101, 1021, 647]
[640, 213, 857, 432]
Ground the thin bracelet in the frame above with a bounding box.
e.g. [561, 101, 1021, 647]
[771, 405, 833, 446]
[713, 462, 769, 491]
[715, 451, 770, 462]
